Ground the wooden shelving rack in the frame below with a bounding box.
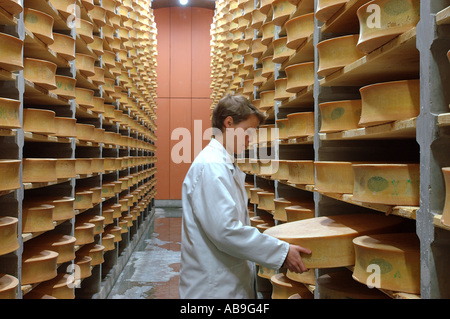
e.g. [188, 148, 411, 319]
[210, 0, 450, 299]
[0, 0, 158, 299]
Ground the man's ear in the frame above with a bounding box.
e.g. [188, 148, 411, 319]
[224, 116, 234, 128]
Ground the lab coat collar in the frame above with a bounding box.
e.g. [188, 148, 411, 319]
[208, 138, 235, 169]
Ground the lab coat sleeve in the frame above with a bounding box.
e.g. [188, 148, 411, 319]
[187, 163, 289, 270]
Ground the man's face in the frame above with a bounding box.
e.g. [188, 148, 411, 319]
[225, 114, 259, 154]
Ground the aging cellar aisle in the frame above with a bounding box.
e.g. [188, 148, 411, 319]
[108, 206, 182, 299]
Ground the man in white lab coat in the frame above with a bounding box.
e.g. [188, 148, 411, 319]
[179, 94, 311, 299]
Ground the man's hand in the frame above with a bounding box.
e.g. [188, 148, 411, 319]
[283, 244, 312, 274]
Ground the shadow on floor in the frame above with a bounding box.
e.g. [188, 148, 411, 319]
[107, 207, 182, 299]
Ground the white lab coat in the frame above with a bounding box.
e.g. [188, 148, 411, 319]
[179, 138, 289, 299]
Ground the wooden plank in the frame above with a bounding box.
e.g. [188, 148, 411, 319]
[433, 214, 450, 231]
[320, 28, 419, 87]
[436, 6, 450, 25]
[279, 85, 314, 109]
[438, 113, 450, 127]
[24, 131, 71, 143]
[319, 117, 417, 141]
[24, 79, 70, 106]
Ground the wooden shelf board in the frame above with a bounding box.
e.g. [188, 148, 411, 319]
[75, 70, 100, 90]
[433, 214, 450, 232]
[24, 131, 72, 143]
[0, 68, 17, 81]
[436, 6, 450, 25]
[23, 178, 71, 190]
[0, 5, 17, 25]
[321, 192, 418, 219]
[437, 113, 450, 127]
[0, 128, 17, 137]
[319, 117, 417, 141]
[24, 80, 70, 106]
[319, 28, 419, 87]
[75, 104, 100, 119]
[279, 85, 314, 109]
[280, 135, 314, 145]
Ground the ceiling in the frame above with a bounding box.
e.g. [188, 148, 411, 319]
[151, 0, 216, 9]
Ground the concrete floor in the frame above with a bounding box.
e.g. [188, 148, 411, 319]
[107, 207, 183, 299]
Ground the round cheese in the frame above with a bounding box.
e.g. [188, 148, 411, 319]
[271, 273, 314, 299]
[273, 37, 295, 64]
[287, 160, 315, 185]
[21, 249, 59, 285]
[284, 205, 315, 222]
[285, 13, 314, 50]
[317, 34, 366, 77]
[259, 90, 276, 110]
[319, 99, 362, 133]
[0, 274, 18, 299]
[50, 32, 75, 60]
[359, 79, 420, 127]
[0, 216, 19, 256]
[75, 18, 94, 44]
[0, 160, 21, 191]
[286, 268, 315, 285]
[23, 108, 56, 135]
[287, 112, 315, 138]
[357, 0, 420, 54]
[51, 75, 76, 100]
[352, 232, 420, 294]
[26, 233, 76, 264]
[0, 32, 23, 72]
[102, 233, 116, 251]
[441, 168, 450, 226]
[315, 161, 356, 194]
[285, 62, 315, 93]
[77, 243, 105, 266]
[74, 255, 92, 279]
[257, 191, 275, 211]
[264, 213, 404, 268]
[31, 273, 75, 299]
[0, 97, 21, 129]
[273, 198, 314, 222]
[352, 163, 420, 206]
[271, 0, 297, 26]
[23, 58, 57, 90]
[24, 8, 54, 45]
[315, 0, 348, 22]
[23, 158, 58, 183]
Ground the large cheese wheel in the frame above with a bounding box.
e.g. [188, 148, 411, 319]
[271, 273, 314, 299]
[273, 198, 314, 222]
[0, 217, 19, 256]
[264, 213, 404, 268]
[26, 233, 76, 264]
[0, 32, 23, 72]
[356, 0, 420, 54]
[318, 271, 389, 299]
[259, 90, 275, 110]
[74, 255, 92, 279]
[271, 0, 297, 26]
[257, 191, 275, 211]
[285, 62, 315, 93]
[319, 99, 362, 133]
[74, 222, 95, 245]
[21, 249, 59, 285]
[317, 34, 366, 77]
[24, 8, 54, 45]
[77, 243, 105, 266]
[276, 118, 289, 139]
[352, 163, 420, 205]
[249, 187, 263, 204]
[441, 168, 450, 226]
[271, 160, 290, 181]
[31, 273, 75, 299]
[359, 79, 420, 126]
[0, 160, 21, 191]
[274, 78, 294, 101]
[261, 21, 276, 46]
[102, 233, 116, 251]
[352, 233, 420, 294]
[22, 203, 55, 233]
[52, 75, 76, 100]
[0, 274, 18, 299]
[273, 37, 295, 64]
[0, 97, 21, 129]
[287, 160, 315, 185]
[23, 108, 56, 135]
[287, 112, 315, 138]
[49, 32, 75, 61]
[259, 160, 279, 177]
[315, 161, 355, 194]
[261, 56, 276, 79]
[23, 58, 57, 90]
[285, 205, 315, 222]
[285, 13, 314, 50]
[315, 0, 349, 22]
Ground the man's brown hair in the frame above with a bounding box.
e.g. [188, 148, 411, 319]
[211, 94, 266, 132]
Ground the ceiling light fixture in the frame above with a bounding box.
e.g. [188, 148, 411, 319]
[179, 0, 188, 5]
